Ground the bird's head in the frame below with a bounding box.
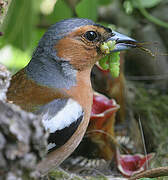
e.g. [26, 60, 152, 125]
[26, 18, 136, 88]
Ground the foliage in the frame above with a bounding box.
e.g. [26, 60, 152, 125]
[76, 0, 99, 21]
[123, 0, 168, 28]
[131, 0, 162, 8]
[123, 0, 162, 13]
[46, 0, 73, 24]
[1, 0, 36, 50]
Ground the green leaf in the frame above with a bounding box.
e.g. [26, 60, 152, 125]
[1, 0, 35, 50]
[123, 0, 133, 14]
[46, 0, 73, 23]
[132, 0, 162, 8]
[75, 0, 99, 21]
[98, 0, 112, 5]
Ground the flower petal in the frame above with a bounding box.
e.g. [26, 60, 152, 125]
[116, 148, 155, 177]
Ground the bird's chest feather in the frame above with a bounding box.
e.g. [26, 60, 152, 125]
[64, 69, 93, 116]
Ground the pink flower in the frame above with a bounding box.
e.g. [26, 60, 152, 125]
[116, 148, 155, 177]
[86, 92, 119, 160]
[90, 92, 119, 129]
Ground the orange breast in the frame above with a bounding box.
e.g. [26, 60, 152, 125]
[7, 68, 93, 117]
[64, 68, 93, 120]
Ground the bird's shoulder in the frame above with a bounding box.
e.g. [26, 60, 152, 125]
[7, 68, 68, 112]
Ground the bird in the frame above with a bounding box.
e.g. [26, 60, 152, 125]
[7, 18, 136, 175]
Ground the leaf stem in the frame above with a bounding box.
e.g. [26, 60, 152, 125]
[136, 0, 168, 29]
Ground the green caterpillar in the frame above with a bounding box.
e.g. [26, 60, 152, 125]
[99, 40, 120, 78]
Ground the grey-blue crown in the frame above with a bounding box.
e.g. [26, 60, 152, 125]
[32, 18, 95, 60]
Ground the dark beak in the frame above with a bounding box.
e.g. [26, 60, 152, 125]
[107, 31, 137, 52]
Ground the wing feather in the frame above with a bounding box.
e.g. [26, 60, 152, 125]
[37, 98, 84, 151]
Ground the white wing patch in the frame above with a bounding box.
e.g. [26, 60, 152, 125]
[42, 98, 83, 133]
[47, 143, 56, 151]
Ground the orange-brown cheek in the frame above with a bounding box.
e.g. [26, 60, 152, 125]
[54, 38, 77, 60]
[54, 38, 100, 70]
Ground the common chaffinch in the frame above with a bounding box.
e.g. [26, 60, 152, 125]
[7, 18, 136, 175]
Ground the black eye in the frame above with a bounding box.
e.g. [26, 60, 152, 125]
[84, 31, 98, 41]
